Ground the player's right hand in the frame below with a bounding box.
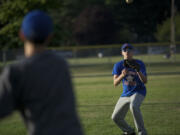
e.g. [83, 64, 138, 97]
[121, 69, 128, 77]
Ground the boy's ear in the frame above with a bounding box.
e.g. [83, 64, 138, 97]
[19, 30, 26, 42]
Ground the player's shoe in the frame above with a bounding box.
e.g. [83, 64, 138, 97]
[122, 132, 136, 135]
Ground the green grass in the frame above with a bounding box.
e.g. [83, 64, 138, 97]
[0, 113, 26, 135]
[0, 54, 180, 135]
[75, 75, 180, 135]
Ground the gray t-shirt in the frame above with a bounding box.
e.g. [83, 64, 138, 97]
[0, 50, 83, 135]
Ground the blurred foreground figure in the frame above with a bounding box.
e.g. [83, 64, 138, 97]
[0, 10, 84, 135]
[112, 43, 147, 135]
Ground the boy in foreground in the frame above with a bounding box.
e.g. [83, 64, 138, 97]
[0, 10, 83, 135]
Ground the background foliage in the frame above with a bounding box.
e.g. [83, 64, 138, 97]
[0, 0, 180, 49]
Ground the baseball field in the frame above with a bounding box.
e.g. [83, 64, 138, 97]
[0, 54, 180, 135]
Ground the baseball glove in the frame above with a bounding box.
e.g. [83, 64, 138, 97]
[123, 59, 130, 68]
[124, 59, 140, 72]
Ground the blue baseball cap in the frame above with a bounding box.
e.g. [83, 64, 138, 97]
[21, 10, 53, 44]
[121, 43, 134, 51]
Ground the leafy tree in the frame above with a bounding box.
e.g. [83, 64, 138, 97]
[73, 5, 116, 45]
[1, 0, 180, 49]
[155, 14, 180, 42]
[0, 0, 61, 49]
[105, 0, 175, 42]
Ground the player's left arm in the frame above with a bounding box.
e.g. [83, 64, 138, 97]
[136, 61, 147, 84]
[137, 71, 147, 84]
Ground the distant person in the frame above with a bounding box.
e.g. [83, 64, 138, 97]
[0, 10, 84, 135]
[112, 43, 147, 135]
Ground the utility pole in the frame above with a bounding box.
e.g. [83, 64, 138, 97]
[170, 0, 176, 60]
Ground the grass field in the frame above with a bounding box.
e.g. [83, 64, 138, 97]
[75, 75, 180, 135]
[0, 54, 180, 135]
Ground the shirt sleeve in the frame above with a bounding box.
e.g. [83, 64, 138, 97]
[112, 63, 122, 75]
[0, 66, 16, 118]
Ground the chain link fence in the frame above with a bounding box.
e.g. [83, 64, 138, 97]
[0, 43, 180, 65]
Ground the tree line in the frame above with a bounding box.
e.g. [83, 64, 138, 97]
[0, 0, 180, 49]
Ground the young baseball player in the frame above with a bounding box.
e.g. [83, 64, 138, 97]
[112, 43, 147, 135]
[0, 10, 83, 135]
